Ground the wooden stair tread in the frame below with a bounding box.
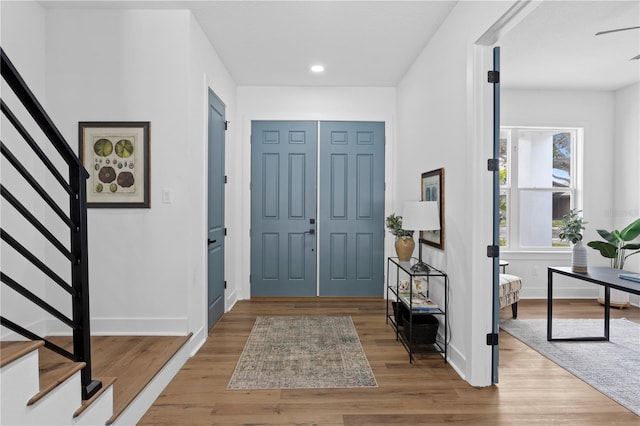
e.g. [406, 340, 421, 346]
[73, 376, 117, 418]
[28, 354, 86, 405]
[106, 333, 192, 425]
[0, 340, 44, 368]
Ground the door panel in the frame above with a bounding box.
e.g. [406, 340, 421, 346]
[319, 121, 385, 297]
[207, 90, 225, 330]
[250, 121, 317, 297]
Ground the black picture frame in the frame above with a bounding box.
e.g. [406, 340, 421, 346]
[420, 168, 444, 250]
[79, 121, 150, 208]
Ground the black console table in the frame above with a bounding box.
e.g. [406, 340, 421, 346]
[547, 266, 640, 341]
[386, 257, 448, 363]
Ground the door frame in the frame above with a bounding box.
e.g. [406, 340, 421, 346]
[240, 113, 395, 300]
[471, 0, 544, 386]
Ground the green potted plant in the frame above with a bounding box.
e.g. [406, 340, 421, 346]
[587, 218, 640, 270]
[558, 209, 588, 273]
[386, 213, 415, 261]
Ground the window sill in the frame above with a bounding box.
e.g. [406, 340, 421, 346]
[500, 250, 572, 261]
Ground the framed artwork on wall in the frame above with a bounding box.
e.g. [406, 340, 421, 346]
[79, 121, 150, 208]
[420, 168, 444, 249]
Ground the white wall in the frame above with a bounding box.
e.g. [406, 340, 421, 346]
[187, 14, 237, 349]
[396, 1, 516, 386]
[44, 9, 193, 336]
[235, 86, 396, 299]
[614, 82, 640, 306]
[0, 0, 50, 339]
[502, 89, 615, 298]
[1, 3, 237, 351]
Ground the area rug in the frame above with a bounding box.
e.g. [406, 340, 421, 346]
[227, 316, 377, 389]
[500, 318, 640, 416]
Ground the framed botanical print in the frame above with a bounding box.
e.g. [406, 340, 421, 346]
[79, 122, 150, 208]
[420, 168, 444, 249]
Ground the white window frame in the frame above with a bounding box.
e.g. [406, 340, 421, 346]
[500, 126, 583, 252]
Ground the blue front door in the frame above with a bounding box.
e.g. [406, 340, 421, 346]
[319, 121, 385, 296]
[250, 121, 385, 297]
[250, 121, 318, 297]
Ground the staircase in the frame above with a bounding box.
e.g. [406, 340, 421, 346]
[1, 46, 115, 424]
[1, 341, 115, 425]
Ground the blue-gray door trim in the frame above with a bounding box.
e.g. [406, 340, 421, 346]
[491, 46, 501, 383]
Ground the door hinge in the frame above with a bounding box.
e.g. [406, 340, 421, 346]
[224, 228, 227, 236]
[487, 158, 499, 172]
[487, 245, 499, 258]
[488, 70, 500, 83]
[225, 120, 230, 131]
[486, 333, 499, 346]
[224, 280, 227, 289]
[224, 175, 228, 184]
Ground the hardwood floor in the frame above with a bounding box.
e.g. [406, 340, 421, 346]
[141, 299, 640, 425]
[40, 334, 191, 424]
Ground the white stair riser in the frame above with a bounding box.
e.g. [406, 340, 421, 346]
[23, 371, 82, 425]
[73, 385, 114, 426]
[1, 351, 40, 424]
[1, 350, 114, 425]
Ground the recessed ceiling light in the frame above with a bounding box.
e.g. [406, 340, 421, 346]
[310, 64, 325, 73]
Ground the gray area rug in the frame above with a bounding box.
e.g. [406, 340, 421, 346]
[500, 318, 640, 416]
[227, 316, 378, 389]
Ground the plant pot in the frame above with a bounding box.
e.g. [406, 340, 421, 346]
[395, 237, 415, 261]
[571, 240, 588, 273]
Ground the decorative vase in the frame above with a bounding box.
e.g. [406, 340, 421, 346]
[571, 240, 588, 273]
[395, 237, 415, 261]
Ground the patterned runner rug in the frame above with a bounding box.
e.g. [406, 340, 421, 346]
[227, 316, 377, 389]
[500, 318, 640, 416]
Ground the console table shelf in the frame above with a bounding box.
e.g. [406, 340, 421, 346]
[386, 257, 448, 363]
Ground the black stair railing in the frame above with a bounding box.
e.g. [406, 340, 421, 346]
[0, 47, 101, 400]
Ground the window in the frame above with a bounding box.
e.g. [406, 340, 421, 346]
[499, 127, 581, 250]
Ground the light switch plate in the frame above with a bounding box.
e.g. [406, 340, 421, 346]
[162, 188, 172, 204]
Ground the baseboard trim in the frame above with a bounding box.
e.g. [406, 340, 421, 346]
[46, 317, 189, 336]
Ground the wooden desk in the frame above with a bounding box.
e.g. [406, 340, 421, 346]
[547, 266, 640, 341]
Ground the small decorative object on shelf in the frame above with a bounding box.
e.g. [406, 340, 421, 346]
[386, 213, 414, 261]
[558, 209, 588, 273]
[385, 257, 448, 363]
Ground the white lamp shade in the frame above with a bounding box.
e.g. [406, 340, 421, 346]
[402, 201, 440, 231]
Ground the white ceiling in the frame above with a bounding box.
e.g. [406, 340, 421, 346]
[500, 0, 640, 91]
[189, 1, 457, 86]
[39, 0, 640, 90]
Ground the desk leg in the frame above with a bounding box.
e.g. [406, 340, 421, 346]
[547, 269, 553, 341]
[604, 286, 610, 341]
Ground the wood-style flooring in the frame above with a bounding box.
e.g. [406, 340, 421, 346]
[39, 334, 190, 424]
[140, 298, 640, 425]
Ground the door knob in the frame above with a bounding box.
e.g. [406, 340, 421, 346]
[208, 239, 217, 245]
[304, 229, 315, 235]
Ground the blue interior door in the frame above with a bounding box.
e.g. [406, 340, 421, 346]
[207, 90, 225, 330]
[319, 121, 385, 297]
[250, 121, 317, 297]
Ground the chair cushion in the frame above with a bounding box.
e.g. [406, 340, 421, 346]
[499, 274, 522, 308]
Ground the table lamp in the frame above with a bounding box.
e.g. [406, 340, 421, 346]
[402, 201, 440, 273]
